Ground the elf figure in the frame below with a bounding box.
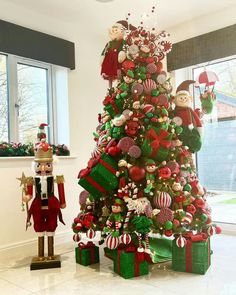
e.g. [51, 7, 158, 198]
[111, 114, 126, 139]
[101, 20, 127, 88]
[116, 159, 129, 198]
[37, 123, 48, 141]
[105, 199, 123, 237]
[126, 197, 153, 253]
[20, 126, 66, 270]
[173, 80, 202, 152]
[144, 159, 157, 194]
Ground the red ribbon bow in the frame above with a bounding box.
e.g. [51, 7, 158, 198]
[184, 231, 208, 242]
[78, 241, 95, 249]
[146, 128, 171, 157]
[103, 95, 114, 106]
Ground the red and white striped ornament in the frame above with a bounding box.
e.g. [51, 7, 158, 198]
[176, 236, 187, 248]
[159, 192, 172, 208]
[143, 79, 157, 94]
[142, 104, 154, 114]
[207, 225, 216, 236]
[73, 233, 82, 242]
[86, 228, 96, 239]
[154, 191, 172, 208]
[105, 234, 119, 249]
[119, 233, 132, 245]
[181, 212, 193, 224]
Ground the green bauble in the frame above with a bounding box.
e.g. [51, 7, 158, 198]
[164, 221, 173, 230]
[201, 213, 208, 223]
[183, 184, 192, 192]
[175, 126, 183, 135]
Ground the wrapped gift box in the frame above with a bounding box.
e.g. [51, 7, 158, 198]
[113, 249, 149, 279]
[141, 127, 172, 162]
[78, 153, 118, 199]
[104, 97, 123, 118]
[172, 237, 211, 274]
[75, 242, 99, 266]
[104, 247, 115, 260]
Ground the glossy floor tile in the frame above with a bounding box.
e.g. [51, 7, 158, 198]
[0, 234, 235, 295]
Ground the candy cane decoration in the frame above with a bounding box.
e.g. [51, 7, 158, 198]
[145, 234, 151, 254]
[123, 209, 132, 232]
[137, 233, 143, 252]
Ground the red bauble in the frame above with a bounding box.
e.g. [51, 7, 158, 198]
[186, 204, 196, 215]
[129, 166, 146, 182]
[194, 198, 205, 209]
[146, 57, 154, 64]
[164, 230, 173, 237]
[74, 223, 82, 231]
[158, 167, 172, 180]
[173, 219, 180, 228]
[107, 146, 121, 156]
[215, 226, 222, 234]
[206, 216, 212, 224]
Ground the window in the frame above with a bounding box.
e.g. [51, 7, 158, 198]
[1, 54, 53, 143]
[192, 57, 236, 224]
[174, 56, 236, 225]
[0, 54, 8, 142]
[0, 53, 69, 146]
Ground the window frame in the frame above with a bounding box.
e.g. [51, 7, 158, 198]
[0, 51, 56, 144]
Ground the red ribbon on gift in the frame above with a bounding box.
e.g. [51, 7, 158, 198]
[117, 247, 145, 277]
[184, 232, 209, 273]
[146, 128, 171, 158]
[78, 242, 96, 264]
[103, 95, 119, 114]
[78, 155, 117, 194]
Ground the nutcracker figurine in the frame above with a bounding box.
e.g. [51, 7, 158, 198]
[18, 125, 66, 270]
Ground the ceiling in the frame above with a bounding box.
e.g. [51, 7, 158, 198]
[4, 0, 236, 31]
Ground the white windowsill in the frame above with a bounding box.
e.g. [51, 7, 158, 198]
[0, 155, 77, 161]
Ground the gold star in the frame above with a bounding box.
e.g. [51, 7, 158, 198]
[16, 172, 28, 187]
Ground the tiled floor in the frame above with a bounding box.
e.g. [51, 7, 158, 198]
[0, 234, 235, 295]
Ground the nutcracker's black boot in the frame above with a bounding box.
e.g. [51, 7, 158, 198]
[47, 236, 55, 260]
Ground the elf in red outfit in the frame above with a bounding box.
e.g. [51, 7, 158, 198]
[101, 20, 136, 87]
[21, 125, 66, 269]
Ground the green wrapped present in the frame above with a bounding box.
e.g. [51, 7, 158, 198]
[141, 127, 172, 162]
[103, 97, 124, 118]
[104, 247, 116, 260]
[75, 242, 99, 266]
[78, 153, 118, 199]
[113, 249, 149, 279]
[172, 235, 211, 274]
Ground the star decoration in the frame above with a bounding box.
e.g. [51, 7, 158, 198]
[16, 172, 28, 187]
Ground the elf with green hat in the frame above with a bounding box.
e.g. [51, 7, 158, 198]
[144, 159, 157, 194]
[105, 199, 124, 237]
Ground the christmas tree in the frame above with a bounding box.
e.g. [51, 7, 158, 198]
[73, 17, 221, 277]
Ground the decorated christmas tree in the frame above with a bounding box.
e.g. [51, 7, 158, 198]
[73, 14, 221, 278]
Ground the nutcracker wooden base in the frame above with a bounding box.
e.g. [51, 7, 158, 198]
[30, 255, 61, 270]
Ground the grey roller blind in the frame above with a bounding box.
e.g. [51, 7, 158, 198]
[167, 24, 236, 71]
[0, 19, 75, 70]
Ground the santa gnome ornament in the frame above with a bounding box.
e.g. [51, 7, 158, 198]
[18, 124, 66, 270]
[173, 80, 202, 152]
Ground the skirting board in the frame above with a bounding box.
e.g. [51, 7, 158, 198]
[0, 229, 72, 252]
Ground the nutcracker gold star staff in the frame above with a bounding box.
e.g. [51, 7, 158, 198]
[17, 172, 33, 230]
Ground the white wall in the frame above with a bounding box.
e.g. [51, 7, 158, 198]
[1, 1, 236, 249]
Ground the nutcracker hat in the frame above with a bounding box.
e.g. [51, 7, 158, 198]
[176, 80, 195, 96]
[34, 124, 53, 163]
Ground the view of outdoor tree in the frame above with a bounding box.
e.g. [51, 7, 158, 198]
[0, 55, 8, 142]
[0, 54, 49, 143]
[17, 63, 48, 143]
